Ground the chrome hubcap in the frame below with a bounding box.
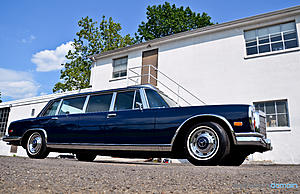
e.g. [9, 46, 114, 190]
[188, 126, 219, 160]
[27, 132, 42, 155]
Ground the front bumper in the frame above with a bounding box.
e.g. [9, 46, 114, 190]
[235, 132, 272, 152]
[2, 136, 22, 146]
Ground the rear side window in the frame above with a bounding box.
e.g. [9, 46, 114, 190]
[145, 89, 169, 108]
[44, 100, 60, 116]
[114, 91, 135, 111]
[86, 93, 113, 113]
[58, 97, 86, 115]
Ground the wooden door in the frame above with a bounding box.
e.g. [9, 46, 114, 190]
[141, 49, 158, 86]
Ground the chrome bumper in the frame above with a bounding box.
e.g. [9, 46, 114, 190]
[235, 132, 272, 151]
[2, 136, 22, 145]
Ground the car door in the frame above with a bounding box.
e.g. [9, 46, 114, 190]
[105, 89, 157, 144]
[40, 96, 87, 143]
[76, 92, 113, 143]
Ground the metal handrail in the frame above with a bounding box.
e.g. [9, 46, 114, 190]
[127, 64, 206, 105]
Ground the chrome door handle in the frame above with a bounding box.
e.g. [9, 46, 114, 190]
[51, 117, 58, 120]
[107, 113, 117, 118]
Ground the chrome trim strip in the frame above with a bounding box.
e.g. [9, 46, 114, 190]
[47, 143, 172, 151]
[109, 92, 117, 111]
[235, 132, 265, 138]
[82, 95, 90, 113]
[55, 99, 63, 115]
[170, 114, 237, 148]
[140, 88, 149, 109]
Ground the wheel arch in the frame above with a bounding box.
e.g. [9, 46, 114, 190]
[21, 128, 48, 149]
[171, 114, 237, 153]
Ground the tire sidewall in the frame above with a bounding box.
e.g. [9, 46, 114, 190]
[184, 122, 230, 166]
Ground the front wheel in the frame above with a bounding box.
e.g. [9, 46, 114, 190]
[184, 122, 230, 166]
[26, 131, 49, 159]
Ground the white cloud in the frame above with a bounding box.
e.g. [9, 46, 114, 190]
[21, 35, 36, 43]
[32, 41, 74, 72]
[0, 68, 39, 100]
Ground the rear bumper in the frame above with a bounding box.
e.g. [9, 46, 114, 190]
[235, 132, 272, 152]
[2, 136, 22, 146]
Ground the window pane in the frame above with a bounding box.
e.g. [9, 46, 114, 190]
[59, 97, 86, 115]
[277, 114, 289, 127]
[258, 36, 269, 44]
[254, 103, 265, 112]
[269, 25, 281, 34]
[246, 40, 257, 47]
[246, 47, 258, 55]
[44, 101, 60, 116]
[259, 44, 270, 53]
[134, 90, 142, 109]
[276, 101, 287, 113]
[265, 101, 275, 114]
[120, 71, 127, 77]
[113, 57, 128, 78]
[86, 94, 112, 113]
[284, 40, 298, 49]
[114, 91, 135, 111]
[283, 31, 297, 40]
[271, 42, 283, 51]
[145, 89, 169, 108]
[258, 27, 268, 37]
[244, 30, 256, 41]
[266, 115, 277, 127]
[270, 33, 282, 42]
[281, 22, 295, 32]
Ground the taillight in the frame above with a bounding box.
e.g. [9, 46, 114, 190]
[8, 129, 13, 134]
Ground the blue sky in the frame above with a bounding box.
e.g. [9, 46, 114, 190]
[0, 0, 299, 102]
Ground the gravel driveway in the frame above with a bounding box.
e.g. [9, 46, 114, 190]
[0, 156, 299, 193]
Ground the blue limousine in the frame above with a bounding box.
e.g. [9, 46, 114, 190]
[3, 85, 271, 166]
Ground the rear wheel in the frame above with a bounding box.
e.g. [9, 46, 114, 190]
[184, 122, 230, 166]
[26, 131, 49, 159]
[76, 153, 97, 162]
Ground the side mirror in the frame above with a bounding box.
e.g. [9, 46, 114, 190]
[136, 102, 143, 110]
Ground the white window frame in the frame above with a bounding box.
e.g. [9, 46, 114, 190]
[244, 21, 299, 56]
[112, 56, 128, 79]
[253, 99, 290, 129]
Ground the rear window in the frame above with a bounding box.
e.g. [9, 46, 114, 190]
[58, 97, 86, 115]
[86, 93, 113, 113]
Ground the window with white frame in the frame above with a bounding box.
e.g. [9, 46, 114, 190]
[254, 100, 289, 128]
[112, 57, 128, 78]
[244, 22, 299, 56]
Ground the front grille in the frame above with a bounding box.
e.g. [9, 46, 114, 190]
[258, 111, 266, 138]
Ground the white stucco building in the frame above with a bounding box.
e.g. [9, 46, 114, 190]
[1, 5, 300, 163]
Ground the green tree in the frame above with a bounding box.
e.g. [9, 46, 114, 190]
[137, 2, 214, 42]
[53, 16, 136, 92]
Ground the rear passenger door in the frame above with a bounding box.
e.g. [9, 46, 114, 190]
[76, 93, 113, 143]
[105, 90, 157, 144]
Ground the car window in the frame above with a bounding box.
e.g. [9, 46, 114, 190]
[58, 97, 86, 115]
[145, 89, 169, 108]
[43, 100, 60, 116]
[114, 91, 135, 111]
[86, 93, 113, 113]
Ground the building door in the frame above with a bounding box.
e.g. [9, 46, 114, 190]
[0, 107, 10, 137]
[141, 49, 158, 86]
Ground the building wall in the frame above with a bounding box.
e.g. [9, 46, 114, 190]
[91, 15, 300, 163]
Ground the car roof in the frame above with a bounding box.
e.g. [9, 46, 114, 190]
[52, 84, 157, 101]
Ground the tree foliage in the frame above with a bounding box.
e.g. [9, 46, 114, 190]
[53, 16, 136, 92]
[137, 2, 214, 41]
[0, 92, 2, 103]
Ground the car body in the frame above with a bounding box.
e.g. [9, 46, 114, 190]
[3, 85, 271, 165]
